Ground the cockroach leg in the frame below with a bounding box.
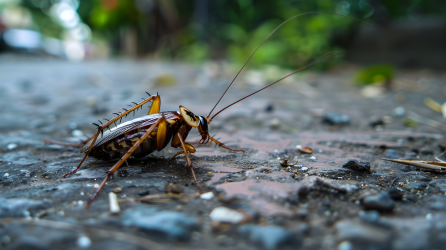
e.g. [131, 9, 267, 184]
[208, 135, 245, 153]
[167, 151, 188, 165]
[176, 132, 204, 192]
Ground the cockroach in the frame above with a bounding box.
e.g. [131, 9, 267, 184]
[44, 12, 369, 207]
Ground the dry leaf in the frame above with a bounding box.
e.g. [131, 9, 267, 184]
[300, 146, 313, 154]
[383, 158, 446, 172]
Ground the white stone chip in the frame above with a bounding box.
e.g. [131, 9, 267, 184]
[77, 236, 91, 248]
[209, 207, 245, 224]
[200, 192, 214, 200]
[108, 192, 120, 214]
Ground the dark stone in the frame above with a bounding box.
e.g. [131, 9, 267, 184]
[342, 159, 371, 172]
[264, 104, 274, 113]
[369, 116, 384, 127]
[138, 190, 150, 196]
[238, 225, 298, 250]
[322, 112, 350, 126]
[387, 187, 404, 200]
[122, 206, 199, 241]
[362, 192, 395, 212]
[409, 148, 419, 154]
[420, 147, 434, 155]
[0, 198, 51, 218]
[2, 151, 41, 166]
[382, 149, 401, 159]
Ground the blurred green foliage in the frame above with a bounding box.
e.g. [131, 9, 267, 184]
[15, 0, 446, 68]
[354, 64, 394, 85]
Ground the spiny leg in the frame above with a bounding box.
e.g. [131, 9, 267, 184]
[62, 94, 161, 178]
[208, 135, 245, 153]
[87, 118, 164, 207]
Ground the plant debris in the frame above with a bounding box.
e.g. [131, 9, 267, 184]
[383, 158, 446, 172]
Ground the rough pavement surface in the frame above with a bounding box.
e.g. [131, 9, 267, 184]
[1, 54, 446, 250]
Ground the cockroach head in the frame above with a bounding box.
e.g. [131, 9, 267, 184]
[179, 106, 209, 144]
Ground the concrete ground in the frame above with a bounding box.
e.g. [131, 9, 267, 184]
[1, 54, 446, 250]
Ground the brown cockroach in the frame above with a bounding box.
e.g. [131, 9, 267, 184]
[44, 13, 368, 207]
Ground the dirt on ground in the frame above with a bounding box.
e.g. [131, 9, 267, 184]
[1, 55, 446, 250]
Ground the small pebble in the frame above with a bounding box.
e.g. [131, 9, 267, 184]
[138, 190, 150, 196]
[426, 213, 433, 220]
[109, 192, 120, 214]
[93, 184, 100, 189]
[342, 159, 371, 172]
[393, 106, 406, 117]
[338, 241, 353, 250]
[200, 192, 214, 200]
[80, 192, 84, 196]
[72, 129, 83, 137]
[6, 143, 17, 150]
[3, 173, 9, 177]
[322, 112, 351, 125]
[77, 236, 91, 248]
[369, 116, 384, 127]
[210, 207, 246, 224]
[309, 156, 316, 162]
[420, 147, 434, 155]
[270, 118, 280, 129]
[387, 187, 404, 200]
[301, 167, 309, 171]
[296, 145, 302, 149]
[113, 187, 123, 193]
[362, 192, 395, 212]
[300, 147, 313, 154]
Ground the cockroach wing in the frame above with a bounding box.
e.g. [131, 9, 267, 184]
[80, 111, 180, 153]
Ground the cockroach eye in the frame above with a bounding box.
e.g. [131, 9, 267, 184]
[198, 116, 208, 132]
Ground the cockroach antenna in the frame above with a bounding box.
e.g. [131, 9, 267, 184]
[206, 12, 371, 120]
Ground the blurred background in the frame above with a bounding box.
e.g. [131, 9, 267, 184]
[0, 0, 445, 69]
